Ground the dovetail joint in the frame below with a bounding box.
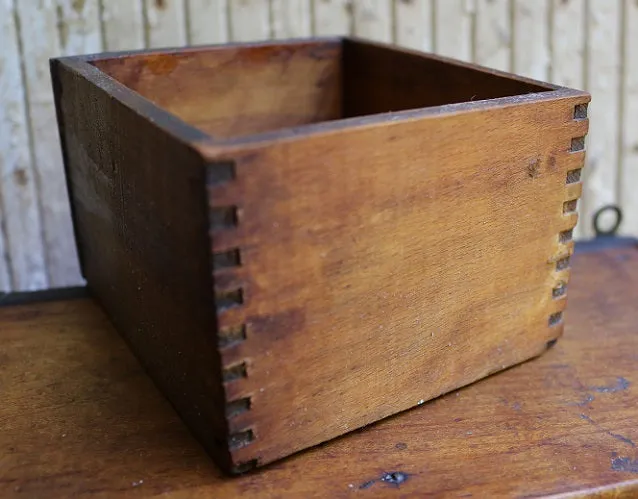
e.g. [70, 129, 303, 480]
[207, 161, 256, 452]
[548, 102, 587, 326]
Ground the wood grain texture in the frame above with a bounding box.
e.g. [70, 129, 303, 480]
[2, 244, 638, 497]
[50, 57, 231, 470]
[54, 38, 589, 471]
[393, 0, 433, 51]
[0, 0, 48, 291]
[91, 41, 343, 138]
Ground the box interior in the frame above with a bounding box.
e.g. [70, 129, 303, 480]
[91, 39, 554, 139]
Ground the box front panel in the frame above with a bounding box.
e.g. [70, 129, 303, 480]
[206, 95, 589, 467]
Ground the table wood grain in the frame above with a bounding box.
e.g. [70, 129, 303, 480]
[2, 245, 638, 498]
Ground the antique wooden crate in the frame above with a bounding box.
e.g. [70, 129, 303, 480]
[51, 37, 590, 474]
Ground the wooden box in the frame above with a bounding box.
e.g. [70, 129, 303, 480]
[50, 38, 590, 474]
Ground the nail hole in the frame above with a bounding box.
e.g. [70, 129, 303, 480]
[207, 161, 236, 186]
[226, 397, 251, 418]
[548, 311, 563, 327]
[559, 229, 573, 244]
[566, 169, 582, 184]
[571, 137, 586, 152]
[563, 199, 578, 214]
[574, 104, 588, 120]
[216, 288, 243, 312]
[223, 362, 247, 382]
[218, 324, 247, 348]
[213, 248, 241, 270]
[228, 429, 254, 450]
[556, 256, 570, 271]
[210, 206, 238, 230]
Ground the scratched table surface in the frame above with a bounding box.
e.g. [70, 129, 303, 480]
[2, 245, 638, 498]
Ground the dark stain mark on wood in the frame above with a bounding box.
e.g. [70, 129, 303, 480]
[590, 377, 630, 393]
[395, 442, 408, 450]
[527, 158, 540, 178]
[573, 394, 595, 407]
[611, 457, 638, 473]
[580, 414, 636, 448]
[358, 471, 409, 490]
[13, 169, 28, 186]
[381, 472, 409, 486]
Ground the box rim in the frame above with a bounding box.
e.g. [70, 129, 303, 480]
[52, 38, 591, 154]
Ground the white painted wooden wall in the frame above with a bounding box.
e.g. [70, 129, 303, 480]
[0, 0, 636, 291]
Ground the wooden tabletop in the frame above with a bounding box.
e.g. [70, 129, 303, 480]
[2, 244, 638, 498]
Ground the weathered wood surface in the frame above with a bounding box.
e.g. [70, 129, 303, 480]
[2, 244, 638, 498]
[0, 0, 635, 291]
[52, 38, 588, 471]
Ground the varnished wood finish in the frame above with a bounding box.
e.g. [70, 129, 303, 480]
[51, 38, 590, 471]
[2, 246, 638, 497]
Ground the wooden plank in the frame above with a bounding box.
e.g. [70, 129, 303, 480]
[30, 0, 104, 287]
[2, 246, 638, 497]
[312, 0, 352, 36]
[100, 0, 145, 51]
[583, 0, 622, 239]
[474, 0, 510, 71]
[271, 0, 312, 39]
[57, 0, 102, 55]
[228, 0, 271, 42]
[186, 0, 229, 45]
[620, 0, 638, 235]
[0, 0, 48, 291]
[143, 0, 187, 48]
[433, 0, 474, 61]
[351, 0, 392, 43]
[512, 0, 550, 80]
[550, 0, 586, 239]
[394, 0, 433, 51]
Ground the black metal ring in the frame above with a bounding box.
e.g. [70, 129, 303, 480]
[593, 205, 623, 236]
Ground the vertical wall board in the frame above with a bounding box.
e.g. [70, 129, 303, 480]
[100, 0, 145, 51]
[620, 0, 638, 235]
[271, 0, 312, 39]
[186, 0, 229, 44]
[352, 0, 392, 42]
[474, 0, 510, 71]
[394, 0, 433, 52]
[143, 0, 187, 48]
[0, 0, 48, 291]
[584, 0, 621, 238]
[229, 0, 271, 41]
[433, 0, 475, 62]
[512, 0, 550, 80]
[312, 0, 352, 36]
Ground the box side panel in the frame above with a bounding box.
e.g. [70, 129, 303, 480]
[90, 41, 342, 139]
[205, 94, 589, 467]
[342, 39, 553, 118]
[51, 61, 232, 470]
